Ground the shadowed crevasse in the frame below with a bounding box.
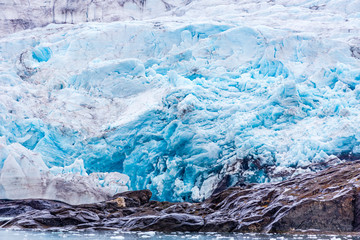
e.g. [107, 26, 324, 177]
[1, 160, 360, 233]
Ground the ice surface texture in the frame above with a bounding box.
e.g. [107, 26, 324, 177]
[0, 0, 193, 37]
[0, 137, 129, 204]
[0, 0, 360, 202]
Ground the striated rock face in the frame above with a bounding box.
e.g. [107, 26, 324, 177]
[1, 160, 360, 233]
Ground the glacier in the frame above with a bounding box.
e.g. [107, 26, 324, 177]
[0, 136, 129, 205]
[0, 0, 360, 203]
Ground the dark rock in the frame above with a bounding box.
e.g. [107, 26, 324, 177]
[201, 219, 238, 232]
[270, 194, 354, 232]
[0, 205, 30, 217]
[122, 208, 138, 216]
[2, 161, 360, 233]
[212, 174, 231, 196]
[351, 46, 360, 60]
[76, 210, 100, 222]
[33, 212, 64, 227]
[112, 189, 152, 207]
[123, 214, 204, 232]
[353, 189, 360, 231]
[0, 199, 68, 217]
[16, 219, 39, 229]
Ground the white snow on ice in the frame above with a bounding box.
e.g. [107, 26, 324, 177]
[0, 0, 360, 202]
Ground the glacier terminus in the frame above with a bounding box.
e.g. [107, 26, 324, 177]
[0, 0, 360, 205]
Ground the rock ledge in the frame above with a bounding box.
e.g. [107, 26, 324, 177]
[2, 160, 360, 233]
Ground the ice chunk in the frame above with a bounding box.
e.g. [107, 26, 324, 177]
[70, 59, 148, 98]
[32, 47, 52, 63]
[0, 139, 129, 205]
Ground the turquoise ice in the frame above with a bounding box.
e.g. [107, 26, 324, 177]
[0, 0, 360, 202]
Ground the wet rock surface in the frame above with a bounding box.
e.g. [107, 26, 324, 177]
[1, 161, 360, 233]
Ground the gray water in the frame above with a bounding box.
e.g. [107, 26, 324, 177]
[0, 229, 359, 240]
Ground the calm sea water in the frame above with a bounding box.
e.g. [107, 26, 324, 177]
[0, 229, 359, 240]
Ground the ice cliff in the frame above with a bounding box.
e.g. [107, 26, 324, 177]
[0, 0, 360, 203]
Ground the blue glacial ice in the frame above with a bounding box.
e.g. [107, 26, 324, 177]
[0, 136, 129, 204]
[0, 0, 360, 203]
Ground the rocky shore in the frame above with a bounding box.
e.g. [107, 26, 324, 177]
[1, 160, 360, 233]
